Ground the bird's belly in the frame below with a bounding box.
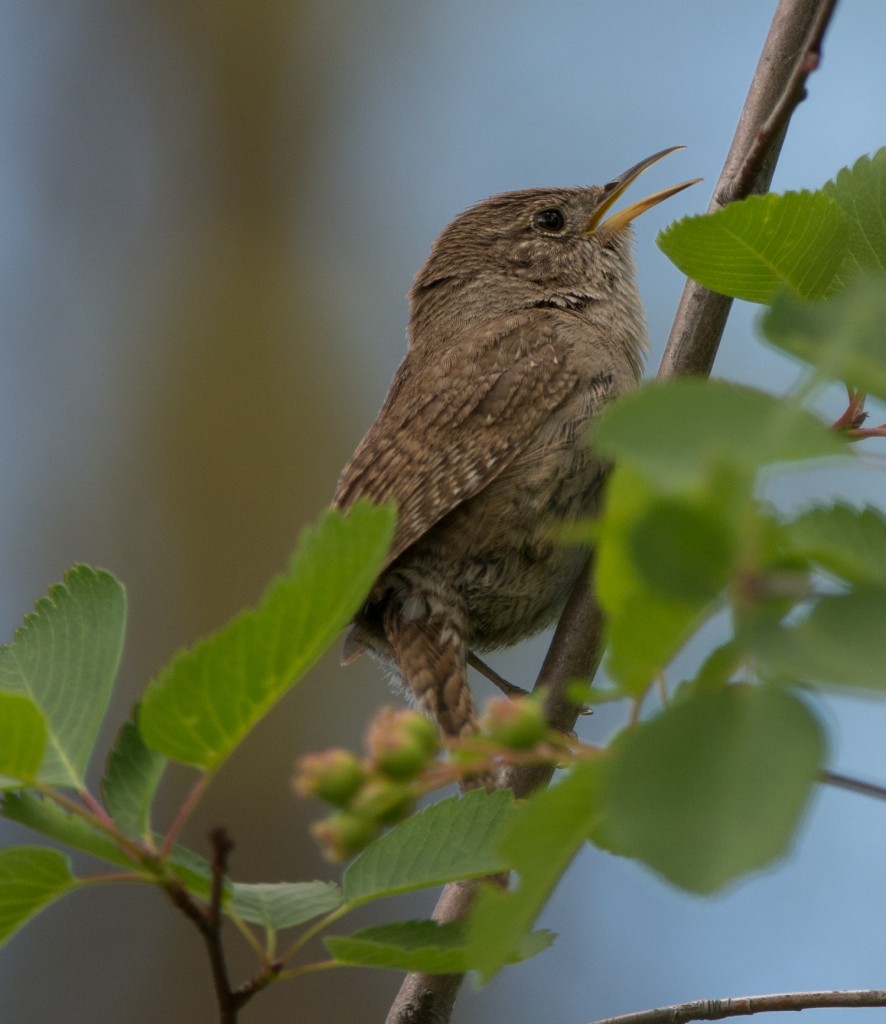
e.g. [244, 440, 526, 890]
[403, 442, 606, 649]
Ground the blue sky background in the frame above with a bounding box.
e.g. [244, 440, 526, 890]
[1, 3, 886, 1022]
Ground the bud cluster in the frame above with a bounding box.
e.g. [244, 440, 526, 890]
[293, 707, 440, 860]
[295, 696, 569, 860]
[478, 696, 549, 750]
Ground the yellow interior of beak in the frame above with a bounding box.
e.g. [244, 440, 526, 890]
[585, 146, 700, 239]
[598, 178, 702, 238]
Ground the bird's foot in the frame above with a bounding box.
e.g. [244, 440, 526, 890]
[467, 651, 530, 699]
[467, 651, 592, 715]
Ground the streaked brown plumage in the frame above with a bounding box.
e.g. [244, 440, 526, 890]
[333, 148, 697, 739]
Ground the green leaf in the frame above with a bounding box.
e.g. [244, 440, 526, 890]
[326, 920, 476, 973]
[181, 860, 345, 929]
[0, 694, 47, 787]
[0, 566, 126, 790]
[658, 190, 847, 303]
[1, 795, 328, 930]
[761, 277, 886, 401]
[3, 792, 137, 871]
[2, 793, 210, 900]
[140, 501, 396, 770]
[694, 640, 744, 690]
[465, 761, 602, 982]
[782, 503, 886, 585]
[590, 685, 825, 893]
[101, 706, 167, 838]
[229, 881, 342, 931]
[593, 378, 847, 491]
[343, 788, 515, 906]
[163, 844, 216, 898]
[629, 497, 735, 604]
[146, 841, 230, 908]
[327, 919, 551, 974]
[823, 148, 886, 287]
[748, 588, 886, 691]
[595, 466, 711, 694]
[0, 846, 76, 947]
[606, 597, 699, 696]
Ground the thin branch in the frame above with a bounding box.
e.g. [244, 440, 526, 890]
[278, 902, 350, 965]
[207, 827, 233, 926]
[38, 784, 146, 863]
[848, 424, 886, 440]
[160, 772, 212, 857]
[384, 880, 487, 1024]
[78, 787, 121, 832]
[589, 988, 886, 1024]
[205, 826, 238, 1023]
[163, 826, 278, 1024]
[276, 959, 340, 981]
[824, 769, 886, 802]
[730, 0, 838, 200]
[658, 0, 839, 379]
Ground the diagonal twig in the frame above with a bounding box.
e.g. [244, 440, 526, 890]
[658, 0, 838, 380]
[589, 988, 886, 1024]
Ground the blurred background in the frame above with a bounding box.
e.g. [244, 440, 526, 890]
[2, 2, 886, 1022]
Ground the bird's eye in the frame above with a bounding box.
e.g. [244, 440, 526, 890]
[531, 208, 566, 232]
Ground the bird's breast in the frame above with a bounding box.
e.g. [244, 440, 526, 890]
[399, 423, 607, 649]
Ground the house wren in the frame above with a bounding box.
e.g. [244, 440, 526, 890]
[333, 147, 697, 739]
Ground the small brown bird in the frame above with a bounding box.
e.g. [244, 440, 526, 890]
[334, 148, 697, 740]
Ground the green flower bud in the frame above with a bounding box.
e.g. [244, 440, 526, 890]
[294, 749, 366, 806]
[350, 777, 415, 825]
[480, 697, 547, 750]
[310, 811, 377, 862]
[365, 708, 440, 780]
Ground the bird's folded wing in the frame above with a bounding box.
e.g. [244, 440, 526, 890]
[333, 310, 610, 568]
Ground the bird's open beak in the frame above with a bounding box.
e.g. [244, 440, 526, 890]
[587, 146, 701, 238]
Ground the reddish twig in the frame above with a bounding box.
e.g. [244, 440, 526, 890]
[831, 388, 886, 438]
[831, 388, 867, 430]
[160, 773, 212, 857]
